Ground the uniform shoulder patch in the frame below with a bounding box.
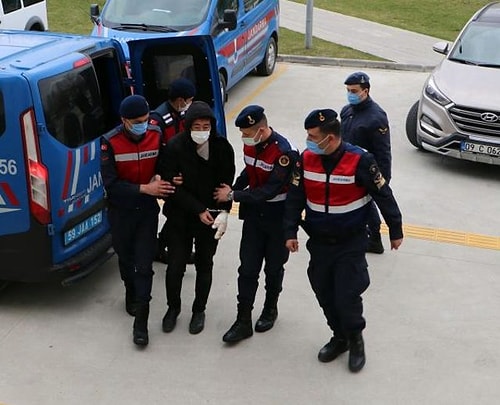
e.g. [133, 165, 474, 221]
[278, 155, 290, 167]
[369, 163, 378, 174]
[101, 143, 108, 151]
[378, 127, 388, 134]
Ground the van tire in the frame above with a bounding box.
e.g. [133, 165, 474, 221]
[406, 101, 424, 149]
[256, 37, 277, 76]
[219, 72, 227, 103]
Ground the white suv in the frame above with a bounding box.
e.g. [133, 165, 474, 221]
[406, 1, 500, 165]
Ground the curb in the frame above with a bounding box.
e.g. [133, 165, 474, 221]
[277, 54, 436, 73]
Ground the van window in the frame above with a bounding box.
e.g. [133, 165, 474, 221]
[23, 0, 44, 6]
[101, 0, 211, 30]
[243, 0, 264, 12]
[39, 66, 105, 148]
[2, 0, 21, 13]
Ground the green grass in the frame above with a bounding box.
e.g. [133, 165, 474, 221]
[47, 0, 105, 34]
[291, 0, 488, 41]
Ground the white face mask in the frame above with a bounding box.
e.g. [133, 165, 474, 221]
[178, 101, 192, 113]
[241, 128, 262, 146]
[191, 130, 210, 144]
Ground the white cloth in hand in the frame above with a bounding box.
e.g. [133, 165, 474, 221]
[212, 211, 228, 240]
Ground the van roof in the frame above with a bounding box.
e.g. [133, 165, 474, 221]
[0, 30, 113, 71]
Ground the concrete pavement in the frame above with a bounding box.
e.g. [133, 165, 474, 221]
[279, 0, 447, 68]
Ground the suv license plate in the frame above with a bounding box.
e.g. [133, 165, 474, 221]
[461, 141, 500, 157]
[64, 210, 103, 246]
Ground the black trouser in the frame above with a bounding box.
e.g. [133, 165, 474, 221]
[237, 216, 289, 309]
[306, 231, 370, 338]
[158, 221, 168, 252]
[165, 217, 219, 313]
[108, 206, 158, 305]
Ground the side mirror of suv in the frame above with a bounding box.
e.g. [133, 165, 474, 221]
[220, 9, 237, 31]
[432, 41, 450, 55]
[90, 4, 100, 24]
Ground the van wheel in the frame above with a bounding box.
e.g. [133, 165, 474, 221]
[219, 72, 227, 103]
[256, 37, 277, 76]
[406, 101, 424, 149]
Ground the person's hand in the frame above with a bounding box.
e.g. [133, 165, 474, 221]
[199, 210, 214, 226]
[286, 239, 299, 253]
[213, 183, 232, 202]
[141, 175, 175, 197]
[172, 173, 183, 186]
[390, 238, 403, 250]
[212, 211, 228, 240]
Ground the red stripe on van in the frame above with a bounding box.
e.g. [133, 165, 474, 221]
[83, 145, 89, 164]
[0, 182, 20, 206]
[62, 151, 73, 199]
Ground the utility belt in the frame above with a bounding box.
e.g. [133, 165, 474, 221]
[301, 221, 366, 245]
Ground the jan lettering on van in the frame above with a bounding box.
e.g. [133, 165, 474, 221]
[247, 18, 268, 41]
[87, 172, 103, 194]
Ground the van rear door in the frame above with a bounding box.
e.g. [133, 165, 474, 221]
[127, 35, 227, 137]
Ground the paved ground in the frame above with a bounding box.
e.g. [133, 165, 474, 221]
[1, 63, 500, 405]
[279, 0, 446, 68]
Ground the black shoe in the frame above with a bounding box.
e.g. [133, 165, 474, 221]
[133, 304, 149, 347]
[155, 249, 168, 264]
[162, 307, 180, 333]
[189, 311, 205, 334]
[348, 333, 366, 372]
[255, 307, 278, 332]
[366, 234, 384, 254]
[317, 336, 349, 363]
[187, 251, 195, 265]
[222, 319, 253, 343]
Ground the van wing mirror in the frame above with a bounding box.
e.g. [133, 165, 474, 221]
[220, 9, 237, 31]
[90, 4, 100, 24]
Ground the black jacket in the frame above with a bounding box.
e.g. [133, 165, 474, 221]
[157, 102, 235, 221]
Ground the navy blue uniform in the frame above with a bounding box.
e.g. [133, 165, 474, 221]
[284, 142, 402, 338]
[341, 97, 392, 237]
[233, 130, 299, 309]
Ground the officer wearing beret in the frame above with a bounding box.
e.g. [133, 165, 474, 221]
[101, 95, 176, 347]
[150, 78, 197, 265]
[340, 72, 392, 254]
[284, 109, 403, 372]
[214, 105, 299, 343]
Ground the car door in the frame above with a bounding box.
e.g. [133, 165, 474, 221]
[127, 35, 227, 137]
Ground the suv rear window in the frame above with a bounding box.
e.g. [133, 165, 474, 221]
[39, 65, 105, 148]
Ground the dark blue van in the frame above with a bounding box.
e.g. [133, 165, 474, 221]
[0, 30, 225, 284]
[90, 0, 280, 100]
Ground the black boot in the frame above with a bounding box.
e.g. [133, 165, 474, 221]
[348, 333, 366, 372]
[318, 336, 349, 363]
[125, 283, 137, 317]
[162, 307, 180, 333]
[367, 232, 384, 254]
[255, 295, 279, 332]
[189, 311, 205, 334]
[133, 304, 149, 347]
[222, 304, 253, 343]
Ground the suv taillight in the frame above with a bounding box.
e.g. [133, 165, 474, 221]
[21, 109, 51, 225]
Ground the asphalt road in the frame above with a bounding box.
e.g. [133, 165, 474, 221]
[1, 63, 500, 405]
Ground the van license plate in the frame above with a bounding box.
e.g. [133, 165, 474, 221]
[64, 211, 103, 246]
[461, 141, 500, 156]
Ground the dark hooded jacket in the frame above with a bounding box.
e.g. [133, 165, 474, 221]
[157, 101, 235, 220]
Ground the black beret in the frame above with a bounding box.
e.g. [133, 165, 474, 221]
[304, 109, 338, 129]
[344, 71, 370, 85]
[235, 105, 265, 128]
[119, 95, 149, 119]
[168, 78, 196, 100]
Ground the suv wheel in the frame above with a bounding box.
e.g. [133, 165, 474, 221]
[406, 101, 424, 150]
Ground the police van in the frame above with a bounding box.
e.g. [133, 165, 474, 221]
[90, 0, 280, 101]
[0, 30, 225, 284]
[0, 0, 48, 30]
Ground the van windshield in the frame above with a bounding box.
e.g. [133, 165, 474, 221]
[101, 0, 211, 31]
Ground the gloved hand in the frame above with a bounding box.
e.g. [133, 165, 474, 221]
[211, 211, 228, 240]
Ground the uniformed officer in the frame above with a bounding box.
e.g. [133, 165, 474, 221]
[150, 78, 196, 264]
[158, 101, 235, 335]
[284, 109, 403, 372]
[340, 72, 392, 254]
[214, 105, 299, 343]
[101, 95, 176, 347]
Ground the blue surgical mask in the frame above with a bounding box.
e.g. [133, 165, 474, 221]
[128, 121, 148, 136]
[347, 92, 362, 105]
[306, 139, 327, 155]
